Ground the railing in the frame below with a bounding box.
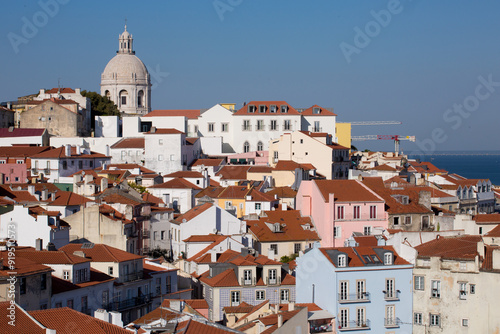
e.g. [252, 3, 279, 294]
[338, 292, 370, 303]
[122, 270, 144, 282]
[312, 127, 322, 132]
[242, 125, 252, 131]
[384, 317, 401, 328]
[268, 125, 279, 131]
[106, 293, 153, 311]
[32, 168, 38, 175]
[141, 229, 150, 239]
[338, 320, 370, 331]
[459, 291, 467, 300]
[266, 276, 280, 286]
[240, 277, 256, 286]
[44, 168, 51, 175]
[383, 290, 400, 301]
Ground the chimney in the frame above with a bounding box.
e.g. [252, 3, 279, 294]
[109, 311, 123, 327]
[151, 126, 156, 133]
[40, 89, 45, 95]
[46, 243, 56, 251]
[274, 194, 278, 200]
[281, 203, 287, 211]
[170, 300, 183, 312]
[94, 309, 109, 322]
[41, 189, 48, 201]
[247, 182, 251, 190]
[65, 144, 71, 157]
[203, 169, 209, 188]
[288, 302, 295, 311]
[211, 251, 217, 263]
[101, 177, 108, 191]
[7, 102, 11, 110]
[75, 88, 81, 95]
[76, 146, 82, 155]
[73, 251, 86, 258]
[277, 314, 283, 328]
[105, 145, 110, 157]
[418, 190, 431, 210]
[51, 192, 56, 201]
[35, 238, 43, 251]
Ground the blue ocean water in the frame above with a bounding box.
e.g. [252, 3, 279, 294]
[408, 152, 500, 186]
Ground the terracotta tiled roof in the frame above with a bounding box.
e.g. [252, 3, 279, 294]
[199, 268, 240, 287]
[481, 245, 500, 271]
[59, 243, 144, 263]
[234, 300, 270, 324]
[210, 179, 221, 187]
[0, 128, 46, 137]
[31, 146, 108, 159]
[28, 205, 60, 218]
[0, 252, 52, 277]
[353, 235, 380, 247]
[175, 319, 235, 334]
[275, 160, 316, 171]
[175, 203, 213, 223]
[223, 301, 254, 314]
[15, 249, 91, 265]
[49, 191, 93, 206]
[218, 186, 251, 199]
[320, 245, 410, 267]
[266, 187, 297, 199]
[110, 137, 145, 149]
[215, 165, 252, 180]
[368, 164, 397, 171]
[144, 109, 201, 119]
[29, 307, 131, 334]
[314, 179, 383, 203]
[415, 235, 482, 260]
[0, 302, 46, 333]
[485, 224, 500, 237]
[234, 101, 299, 115]
[257, 309, 302, 333]
[184, 299, 209, 309]
[248, 166, 273, 173]
[191, 159, 224, 167]
[186, 137, 198, 145]
[474, 214, 500, 223]
[101, 193, 144, 206]
[408, 161, 447, 174]
[247, 209, 320, 243]
[145, 128, 184, 135]
[279, 303, 322, 312]
[165, 171, 204, 178]
[149, 178, 201, 190]
[195, 186, 225, 198]
[299, 104, 337, 116]
[142, 192, 164, 205]
[183, 234, 227, 243]
[96, 204, 133, 224]
[246, 188, 277, 202]
[0, 145, 51, 157]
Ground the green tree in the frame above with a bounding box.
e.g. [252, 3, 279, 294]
[128, 182, 148, 194]
[81, 91, 119, 130]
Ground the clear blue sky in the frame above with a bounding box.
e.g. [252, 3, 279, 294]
[1, 0, 499, 153]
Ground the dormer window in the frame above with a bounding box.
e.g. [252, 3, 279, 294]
[280, 105, 288, 113]
[312, 107, 320, 114]
[274, 223, 281, 232]
[270, 105, 277, 113]
[384, 253, 393, 265]
[259, 105, 266, 113]
[248, 105, 256, 113]
[338, 254, 347, 267]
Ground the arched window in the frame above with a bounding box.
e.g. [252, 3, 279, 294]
[104, 90, 110, 99]
[462, 188, 467, 199]
[138, 90, 144, 107]
[468, 188, 473, 199]
[119, 90, 128, 106]
[257, 141, 263, 151]
[243, 141, 250, 153]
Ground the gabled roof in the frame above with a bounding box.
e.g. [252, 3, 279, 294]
[247, 209, 320, 243]
[300, 104, 337, 116]
[223, 302, 254, 314]
[485, 224, 500, 237]
[368, 164, 398, 171]
[59, 243, 144, 263]
[31, 146, 108, 159]
[44, 87, 76, 94]
[195, 186, 225, 198]
[0, 145, 51, 157]
[415, 235, 482, 261]
[266, 187, 297, 199]
[473, 213, 500, 224]
[0, 128, 46, 138]
[0, 302, 46, 334]
[29, 307, 131, 334]
[175, 203, 213, 223]
[142, 192, 164, 205]
[175, 319, 235, 334]
[101, 193, 144, 206]
[199, 268, 240, 287]
[191, 158, 224, 167]
[96, 204, 133, 224]
[144, 109, 201, 119]
[15, 249, 91, 265]
[314, 179, 383, 203]
[0, 252, 52, 277]
[48, 191, 93, 206]
[218, 186, 251, 199]
[233, 101, 300, 115]
[275, 160, 315, 171]
[165, 171, 204, 178]
[320, 245, 410, 268]
[215, 165, 251, 180]
[110, 137, 145, 149]
[148, 178, 201, 190]
[145, 128, 184, 135]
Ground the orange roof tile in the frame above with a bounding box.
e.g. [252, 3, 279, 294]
[191, 159, 224, 167]
[144, 109, 200, 119]
[149, 178, 201, 190]
[368, 164, 398, 171]
[320, 245, 410, 267]
[175, 203, 213, 223]
[145, 128, 184, 135]
[233, 101, 300, 115]
[314, 179, 383, 203]
[299, 104, 337, 116]
[59, 243, 144, 263]
[165, 171, 204, 178]
[474, 214, 500, 223]
[31, 146, 108, 159]
[218, 186, 251, 199]
[275, 160, 316, 171]
[215, 165, 251, 180]
[110, 137, 144, 149]
[415, 235, 482, 260]
[195, 186, 226, 198]
[0, 302, 46, 333]
[49, 191, 93, 206]
[265, 187, 297, 199]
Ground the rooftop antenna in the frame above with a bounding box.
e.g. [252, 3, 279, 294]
[124, 17, 127, 30]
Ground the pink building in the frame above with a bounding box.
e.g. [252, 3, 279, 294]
[296, 179, 388, 247]
[0, 163, 28, 184]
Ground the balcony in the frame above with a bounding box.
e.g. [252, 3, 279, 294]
[240, 277, 256, 286]
[266, 276, 280, 286]
[384, 317, 401, 328]
[268, 125, 279, 131]
[141, 229, 150, 239]
[106, 293, 153, 312]
[122, 270, 144, 282]
[312, 127, 322, 133]
[242, 125, 252, 131]
[383, 290, 400, 301]
[338, 292, 370, 303]
[44, 168, 51, 175]
[338, 320, 370, 331]
[31, 168, 38, 175]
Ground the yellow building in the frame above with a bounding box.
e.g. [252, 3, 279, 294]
[335, 122, 351, 152]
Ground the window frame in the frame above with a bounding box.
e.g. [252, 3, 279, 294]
[414, 276, 424, 290]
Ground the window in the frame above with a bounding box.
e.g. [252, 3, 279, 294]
[243, 270, 252, 285]
[462, 319, 469, 327]
[405, 216, 411, 225]
[63, 271, 70, 280]
[393, 217, 399, 225]
[208, 123, 215, 132]
[194, 125, 199, 133]
[20, 277, 26, 294]
[243, 120, 251, 131]
[339, 309, 348, 328]
[363, 226, 371, 235]
[338, 254, 347, 267]
[41, 274, 47, 290]
[256, 290, 265, 300]
[121, 95, 127, 105]
[270, 105, 277, 113]
[414, 276, 424, 290]
[258, 105, 266, 113]
[385, 278, 395, 299]
[270, 244, 278, 255]
[78, 161, 83, 169]
[479, 227, 483, 234]
[55, 302, 62, 308]
[353, 206, 360, 219]
[243, 141, 250, 153]
[156, 278, 161, 295]
[337, 206, 344, 219]
[225, 201, 233, 209]
[231, 291, 240, 306]
[430, 314, 441, 327]
[470, 284, 475, 294]
[67, 299, 73, 309]
[257, 120, 264, 131]
[294, 243, 301, 254]
[414, 312, 423, 325]
[356, 280, 366, 300]
[334, 226, 341, 238]
[459, 282, 467, 300]
[158, 139, 164, 145]
[313, 121, 320, 132]
[370, 205, 377, 219]
[280, 289, 289, 302]
[81, 296, 88, 313]
[283, 120, 291, 130]
[339, 281, 348, 301]
[248, 105, 256, 113]
[312, 107, 320, 114]
[280, 105, 288, 113]
[268, 269, 277, 284]
[356, 307, 365, 327]
[273, 151, 278, 162]
[255, 203, 261, 210]
[16, 160, 23, 164]
[257, 141, 263, 151]
[62, 161, 67, 170]
[166, 275, 172, 293]
[221, 123, 228, 132]
[270, 120, 278, 130]
[384, 253, 393, 265]
[102, 290, 109, 308]
[431, 280, 440, 298]
[108, 266, 113, 275]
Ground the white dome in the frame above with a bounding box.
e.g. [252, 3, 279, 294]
[101, 54, 149, 84]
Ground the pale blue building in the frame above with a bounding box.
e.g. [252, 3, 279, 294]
[296, 237, 413, 333]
